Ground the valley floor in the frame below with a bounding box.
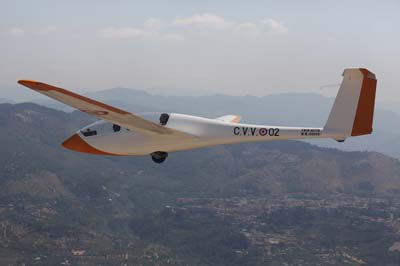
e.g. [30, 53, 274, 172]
[1, 194, 400, 266]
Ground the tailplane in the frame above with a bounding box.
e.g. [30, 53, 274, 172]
[323, 68, 377, 141]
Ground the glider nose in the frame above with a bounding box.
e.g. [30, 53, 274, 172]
[62, 134, 89, 153]
[62, 133, 117, 156]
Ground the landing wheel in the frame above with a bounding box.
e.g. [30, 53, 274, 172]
[151, 151, 168, 164]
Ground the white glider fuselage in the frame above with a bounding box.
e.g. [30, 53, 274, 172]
[76, 114, 328, 156]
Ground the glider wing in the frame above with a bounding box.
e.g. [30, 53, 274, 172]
[18, 80, 192, 137]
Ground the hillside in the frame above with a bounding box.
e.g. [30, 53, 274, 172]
[0, 103, 400, 265]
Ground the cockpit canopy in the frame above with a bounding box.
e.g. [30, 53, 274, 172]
[80, 120, 117, 137]
[80, 112, 170, 137]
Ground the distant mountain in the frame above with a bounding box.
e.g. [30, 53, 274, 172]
[1, 103, 400, 265]
[85, 88, 332, 123]
[0, 98, 14, 104]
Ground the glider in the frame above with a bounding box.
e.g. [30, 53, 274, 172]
[18, 68, 377, 163]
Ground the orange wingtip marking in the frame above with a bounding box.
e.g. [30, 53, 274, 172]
[18, 80, 130, 115]
[351, 68, 377, 136]
[18, 80, 40, 85]
[62, 134, 122, 156]
[230, 116, 242, 123]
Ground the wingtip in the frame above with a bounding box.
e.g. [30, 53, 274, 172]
[18, 79, 39, 86]
[17, 79, 52, 91]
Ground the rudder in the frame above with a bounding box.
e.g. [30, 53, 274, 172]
[351, 68, 377, 136]
[324, 68, 377, 140]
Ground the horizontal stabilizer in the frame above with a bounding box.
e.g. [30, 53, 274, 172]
[215, 115, 241, 123]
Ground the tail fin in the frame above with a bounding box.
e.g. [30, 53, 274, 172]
[324, 68, 377, 141]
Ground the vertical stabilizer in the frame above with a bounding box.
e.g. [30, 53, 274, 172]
[324, 68, 377, 141]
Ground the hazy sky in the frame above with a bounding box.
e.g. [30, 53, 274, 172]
[1, 0, 399, 103]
